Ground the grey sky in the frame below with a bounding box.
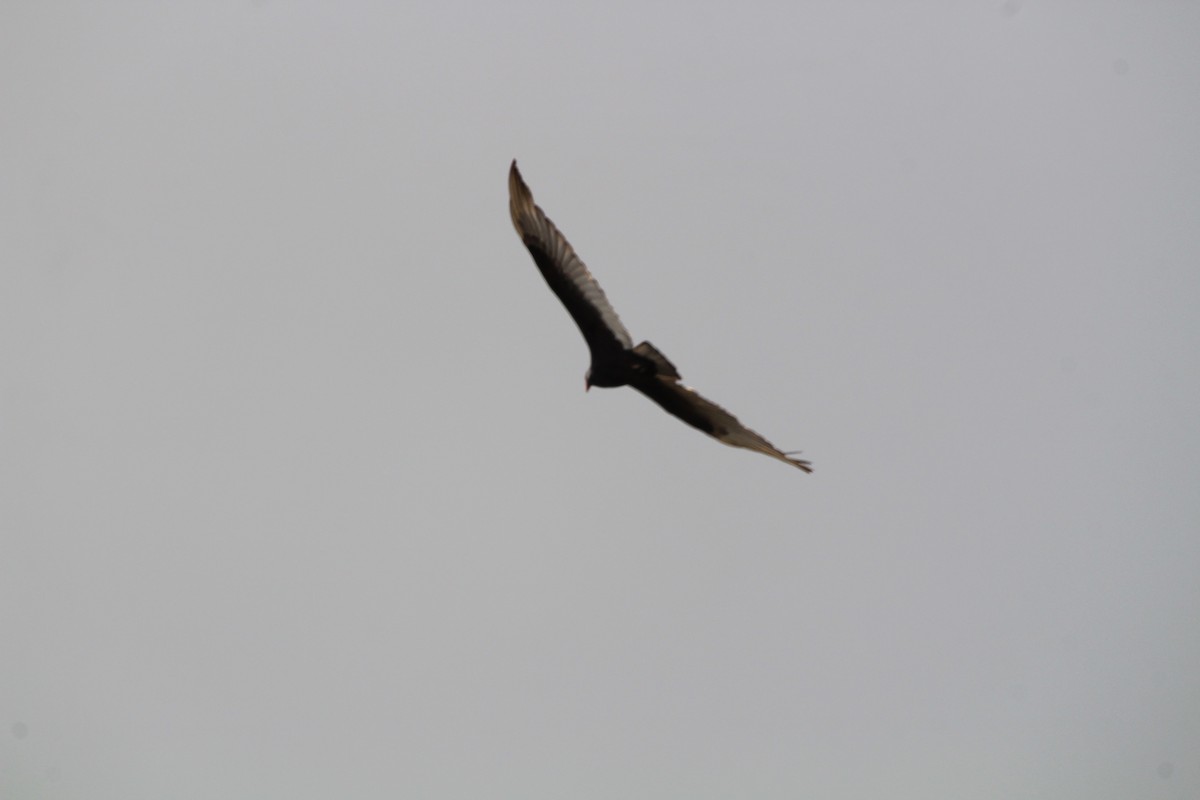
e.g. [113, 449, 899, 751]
[3, 3, 1198, 798]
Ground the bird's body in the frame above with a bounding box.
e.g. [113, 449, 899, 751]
[508, 160, 812, 473]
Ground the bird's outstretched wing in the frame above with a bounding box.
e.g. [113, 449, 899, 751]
[630, 370, 814, 472]
[508, 161, 633, 359]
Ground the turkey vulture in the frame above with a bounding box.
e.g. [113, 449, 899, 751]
[508, 160, 813, 473]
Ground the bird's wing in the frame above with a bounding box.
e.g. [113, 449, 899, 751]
[630, 371, 813, 472]
[509, 161, 633, 356]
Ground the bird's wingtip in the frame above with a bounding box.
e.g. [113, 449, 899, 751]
[509, 160, 532, 205]
[782, 450, 814, 473]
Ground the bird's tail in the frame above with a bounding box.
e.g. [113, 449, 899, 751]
[633, 341, 680, 380]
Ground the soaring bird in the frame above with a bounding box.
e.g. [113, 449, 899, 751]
[508, 160, 812, 473]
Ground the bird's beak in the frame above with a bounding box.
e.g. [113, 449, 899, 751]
[585, 379, 591, 392]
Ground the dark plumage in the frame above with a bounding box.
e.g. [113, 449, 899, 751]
[508, 160, 812, 472]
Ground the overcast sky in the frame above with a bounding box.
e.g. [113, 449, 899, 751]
[3, 3, 1198, 798]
